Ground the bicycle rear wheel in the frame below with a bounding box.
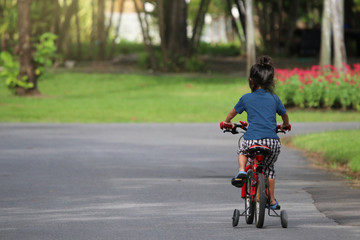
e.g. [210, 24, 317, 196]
[255, 174, 266, 228]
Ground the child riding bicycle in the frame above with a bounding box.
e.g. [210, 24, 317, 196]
[224, 55, 290, 210]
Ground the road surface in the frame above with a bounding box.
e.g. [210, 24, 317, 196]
[0, 123, 359, 240]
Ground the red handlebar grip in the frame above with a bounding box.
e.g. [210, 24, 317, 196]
[220, 121, 233, 130]
[239, 121, 248, 127]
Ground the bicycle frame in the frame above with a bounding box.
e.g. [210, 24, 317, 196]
[241, 153, 267, 199]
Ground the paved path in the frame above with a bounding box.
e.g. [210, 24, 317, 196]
[0, 123, 359, 240]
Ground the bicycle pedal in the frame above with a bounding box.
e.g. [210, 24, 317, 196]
[231, 178, 245, 188]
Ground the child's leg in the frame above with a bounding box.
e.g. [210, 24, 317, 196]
[238, 154, 248, 172]
[263, 139, 281, 205]
[268, 178, 276, 204]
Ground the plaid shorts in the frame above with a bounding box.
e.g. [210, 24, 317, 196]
[238, 138, 281, 179]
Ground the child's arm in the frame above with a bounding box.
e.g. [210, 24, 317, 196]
[280, 113, 290, 131]
[225, 108, 238, 127]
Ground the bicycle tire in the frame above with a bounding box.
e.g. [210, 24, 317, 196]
[232, 209, 240, 227]
[245, 170, 254, 224]
[255, 174, 266, 228]
[280, 210, 288, 228]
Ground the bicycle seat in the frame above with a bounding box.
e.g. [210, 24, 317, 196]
[248, 145, 271, 155]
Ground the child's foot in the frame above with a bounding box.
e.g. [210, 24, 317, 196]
[268, 199, 280, 210]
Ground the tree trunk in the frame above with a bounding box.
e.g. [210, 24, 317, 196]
[110, 0, 125, 58]
[188, 0, 211, 56]
[245, 0, 255, 76]
[167, 0, 187, 58]
[51, 0, 61, 35]
[105, 0, 116, 58]
[255, 1, 267, 52]
[57, 0, 77, 58]
[330, 0, 347, 71]
[158, 0, 188, 68]
[284, 0, 299, 56]
[133, 0, 157, 69]
[226, 0, 242, 45]
[234, 0, 246, 37]
[74, 0, 82, 59]
[97, 0, 105, 60]
[157, 0, 168, 67]
[320, 0, 331, 67]
[17, 0, 39, 95]
[90, 0, 96, 59]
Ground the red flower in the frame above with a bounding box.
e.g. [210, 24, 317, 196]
[353, 63, 360, 71]
[311, 65, 320, 71]
[325, 74, 333, 83]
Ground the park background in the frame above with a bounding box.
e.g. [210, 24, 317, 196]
[0, 0, 360, 180]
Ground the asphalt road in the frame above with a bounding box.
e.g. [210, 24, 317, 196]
[0, 123, 360, 240]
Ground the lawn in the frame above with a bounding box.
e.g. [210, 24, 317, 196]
[1, 72, 359, 123]
[291, 130, 360, 174]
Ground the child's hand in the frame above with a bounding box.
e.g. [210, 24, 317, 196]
[280, 123, 291, 131]
[223, 122, 235, 129]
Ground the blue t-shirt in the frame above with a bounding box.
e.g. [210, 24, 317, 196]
[234, 89, 286, 140]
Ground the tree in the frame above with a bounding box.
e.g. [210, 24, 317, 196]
[245, 0, 255, 76]
[320, 0, 331, 67]
[188, 0, 212, 56]
[105, 0, 116, 58]
[168, 0, 188, 57]
[56, 0, 77, 57]
[97, 0, 106, 59]
[157, 0, 188, 67]
[284, 0, 300, 56]
[17, 0, 38, 95]
[109, 0, 126, 58]
[0, 0, 18, 52]
[157, 0, 168, 66]
[134, 0, 157, 69]
[330, 0, 347, 70]
[74, 0, 82, 58]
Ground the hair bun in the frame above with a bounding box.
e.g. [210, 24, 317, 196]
[257, 55, 273, 67]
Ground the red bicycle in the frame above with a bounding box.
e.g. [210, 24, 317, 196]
[220, 121, 291, 228]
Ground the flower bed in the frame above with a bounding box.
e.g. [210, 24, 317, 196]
[275, 65, 360, 110]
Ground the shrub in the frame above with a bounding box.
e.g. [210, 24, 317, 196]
[275, 65, 360, 110]
[0, 51, 33, 92]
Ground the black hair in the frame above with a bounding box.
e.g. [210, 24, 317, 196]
[249, 55, 275, 94]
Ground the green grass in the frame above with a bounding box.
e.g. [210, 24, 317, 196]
[0, 72, 248, 122]
[292, 130, 360, 173]
[0, 72, 360, 123]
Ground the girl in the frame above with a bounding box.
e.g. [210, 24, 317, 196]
[224, 55, 290, 209]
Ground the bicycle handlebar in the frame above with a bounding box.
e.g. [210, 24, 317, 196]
[220, 121, 291, 134]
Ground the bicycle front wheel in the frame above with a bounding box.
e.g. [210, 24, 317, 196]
[255, 174, 266, 228]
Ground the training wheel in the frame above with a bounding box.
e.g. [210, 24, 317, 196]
[280, 210, 288, 228]
[232, 209, 240, 227]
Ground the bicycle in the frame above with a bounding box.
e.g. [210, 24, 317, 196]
[220, 121, 291, 228]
